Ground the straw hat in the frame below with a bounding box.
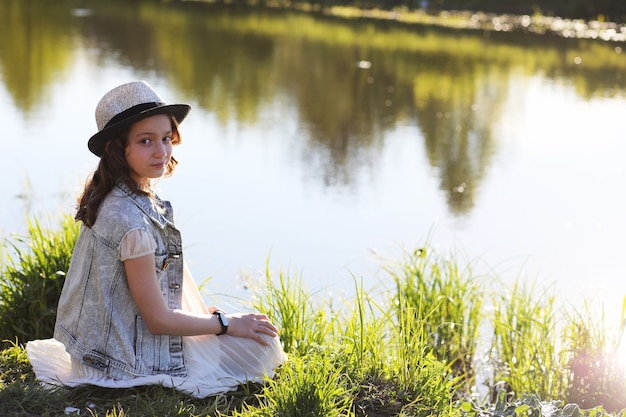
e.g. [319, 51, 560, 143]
[88, 81, 191, 157]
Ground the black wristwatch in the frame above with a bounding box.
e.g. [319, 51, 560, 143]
[213, 310, 229, 336]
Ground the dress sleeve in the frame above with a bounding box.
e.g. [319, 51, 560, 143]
[119, 229, 157, 261]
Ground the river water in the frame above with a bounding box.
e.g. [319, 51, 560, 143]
[2, 0, 626, 313]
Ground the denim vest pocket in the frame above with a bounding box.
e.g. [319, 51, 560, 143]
[134, 315, 186, 375]
[134, 315, 146, 370]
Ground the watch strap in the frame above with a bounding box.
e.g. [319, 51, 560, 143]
[213, 310, 228, 336]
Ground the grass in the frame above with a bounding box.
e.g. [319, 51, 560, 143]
[489, 280, 567, 401]
[1, 215, 626, 416]
[0, 215, 79, 345]
[386, 247, 482, 396]
[564, 301, 626, 411]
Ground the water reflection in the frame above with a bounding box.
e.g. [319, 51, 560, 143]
[4, 0, 625, 216]
[1, 0, 74, 114]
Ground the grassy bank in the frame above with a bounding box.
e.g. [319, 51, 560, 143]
[1, 215, 625, 416]
[222, 0, 626, 42]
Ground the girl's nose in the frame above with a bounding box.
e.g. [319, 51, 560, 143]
[155, 142, 168, 157]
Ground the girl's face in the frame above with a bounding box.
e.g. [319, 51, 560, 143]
[125, 114, 174, 188]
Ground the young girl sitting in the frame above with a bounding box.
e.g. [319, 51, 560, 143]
[26, 80, 286, 398]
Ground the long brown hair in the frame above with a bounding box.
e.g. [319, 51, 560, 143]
[76, 114, 182, 228]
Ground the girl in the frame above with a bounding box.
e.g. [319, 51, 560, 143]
[26, 81, 286, 398]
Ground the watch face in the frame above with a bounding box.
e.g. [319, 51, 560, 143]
[219, 313, 229, 326]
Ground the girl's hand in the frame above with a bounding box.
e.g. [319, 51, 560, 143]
[225, 313, 279, 346]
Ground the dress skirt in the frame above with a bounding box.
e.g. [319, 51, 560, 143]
[25, 264, 287, 398]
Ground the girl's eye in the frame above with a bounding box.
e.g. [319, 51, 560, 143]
[163, 136, 173, 143]
[139, 138, 152, 145]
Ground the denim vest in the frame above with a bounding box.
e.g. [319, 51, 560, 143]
[54, 182, 186, 379]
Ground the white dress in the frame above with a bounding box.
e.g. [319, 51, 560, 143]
[26, 230, 287, 398]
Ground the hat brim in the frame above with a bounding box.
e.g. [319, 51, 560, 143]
[88, 104, 191, 157]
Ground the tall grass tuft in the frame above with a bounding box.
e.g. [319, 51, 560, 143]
[386, 247, 483, 393]
[563, 299, 626, 412]
[0, 215, 79, 348]
[388, 301, 459, 411]
[334, 276, 389, 381]
[489, 280, 569, 401]
[251, 259, 461, 414]
[251, 264, 333, 355]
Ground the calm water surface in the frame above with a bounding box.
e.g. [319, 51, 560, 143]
[2, 0, 626, 311]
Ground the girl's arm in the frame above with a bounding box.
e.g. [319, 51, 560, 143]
[125, 254, 278, 345]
